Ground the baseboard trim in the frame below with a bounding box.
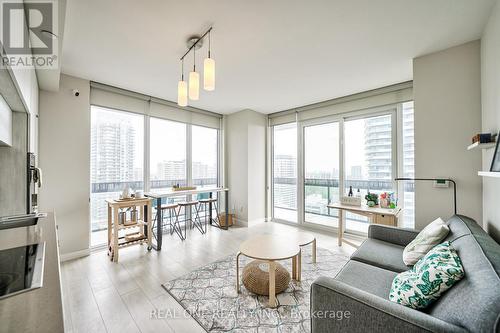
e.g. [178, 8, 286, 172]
[235, 218, 267, 227]
[60, 248, 90, 262]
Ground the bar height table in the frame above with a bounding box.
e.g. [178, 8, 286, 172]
[145, 187, 229, 250]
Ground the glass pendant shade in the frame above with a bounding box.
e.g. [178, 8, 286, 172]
[189, 71, 200, 100]
[203, 57, 215, 91]
[177, 80, 188, 106]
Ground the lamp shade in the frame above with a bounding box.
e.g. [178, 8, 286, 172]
[189, 71, 200, 100]
[177, 80, 188, 106]
[203, 57, 215, 91]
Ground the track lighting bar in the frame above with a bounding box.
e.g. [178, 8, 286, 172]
[180, 27, 213, 61]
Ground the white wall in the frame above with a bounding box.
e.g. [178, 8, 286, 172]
[481, 0, 500, 243]
[247, 111, 267, 222]
[413, 41, 483, 229]
[225, 109, 267, 224]
[39, 74, 90, 255]
[0, 95, 12, 146]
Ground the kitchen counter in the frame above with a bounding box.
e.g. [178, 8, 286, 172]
[0, 212, 64, 332]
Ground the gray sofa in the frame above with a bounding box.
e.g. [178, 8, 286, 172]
[310, 215, 500, 332]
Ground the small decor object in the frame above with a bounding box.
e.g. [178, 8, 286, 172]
[403, 217, 449, 265]
[380, 192, 397, 209]
[365, 192, 378, 207]
[490, 132, 500, 172]
[348, 186, 353, 197]
[135, 190, 144, 198]
[389, 241, 465, 310]
[472, 133, 496, 144]
[120, 186, 133, 199]
[340, 196, 361, 207]
[172, 185, 197, 192]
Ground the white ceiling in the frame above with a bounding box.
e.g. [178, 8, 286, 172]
[61, 0, 495, 114]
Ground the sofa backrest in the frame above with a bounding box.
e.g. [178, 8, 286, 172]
[427, 215, 500, 332]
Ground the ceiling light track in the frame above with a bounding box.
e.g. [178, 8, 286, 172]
[180, 27, 213, 61]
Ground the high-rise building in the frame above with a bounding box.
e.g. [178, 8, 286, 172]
[90, 115, 139, 230]
[364, 116, 392, 180]
[91, 120, 136, 183]
[156, 160, 186, 181]
[273, 154, 297, 210]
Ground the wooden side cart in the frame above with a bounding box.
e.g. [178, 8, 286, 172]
[106, 197, 153, 262]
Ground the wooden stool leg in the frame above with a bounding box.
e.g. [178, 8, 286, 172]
[312, 239, 317, 263]
[236, 251, 241, 293]
[269, 261, 276, 307]
[292, 256, 297, 279]
[113, 208, 119, 263]
[297, 249, 302, 281]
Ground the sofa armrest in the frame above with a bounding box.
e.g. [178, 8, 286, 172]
[368, 224, 419, 247]
[310, 276, 466, 333]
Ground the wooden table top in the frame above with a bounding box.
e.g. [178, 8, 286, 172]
[106, 197, 152, 207]
[277, 232, 315, 246]
[145, 187, 229, 198]
[240, 235, 300, 261]
[327, 202, 401, 216]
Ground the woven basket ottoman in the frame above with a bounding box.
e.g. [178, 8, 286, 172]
[242, 260, 291, 295]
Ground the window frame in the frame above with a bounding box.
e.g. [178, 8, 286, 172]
[270, 102, 413, 233]
[90, 107, 221, 248]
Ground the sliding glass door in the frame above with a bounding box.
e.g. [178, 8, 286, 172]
[303, 121, 340, 227]
[272, 123, 297, 223]
[344, 113, 395, 233]
[271, 104, 412, 233]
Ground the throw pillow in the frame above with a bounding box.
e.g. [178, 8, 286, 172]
[389, 241, 465, 309]
[403, 217, 449, 265]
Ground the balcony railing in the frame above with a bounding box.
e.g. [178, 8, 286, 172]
[91, 178, 218, 193]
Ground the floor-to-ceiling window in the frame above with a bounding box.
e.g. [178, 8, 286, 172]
[90, 106, 144, 246]
[344, 113, 394, 233]
[90, 107, 220, 247]
[149, 118, 187, 192]
[400, 101, 415, 227]
[272, 123, 297, 223]
[303, 121, 340, 227]
[192, 125, 218, 189]
[270, 101, 415, 233]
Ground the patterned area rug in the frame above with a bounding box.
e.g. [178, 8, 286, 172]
[162, 246, 349, 332]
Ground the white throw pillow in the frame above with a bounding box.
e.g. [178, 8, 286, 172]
[402, 218, 449, 266]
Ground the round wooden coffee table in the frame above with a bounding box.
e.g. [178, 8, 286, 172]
[236, 235, 300, 307]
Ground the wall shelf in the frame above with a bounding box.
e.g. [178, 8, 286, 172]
[478, 171, 500, 178]
[467, 141, 496, 150]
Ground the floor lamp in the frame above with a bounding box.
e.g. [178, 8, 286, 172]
[394, 178, 457, 216]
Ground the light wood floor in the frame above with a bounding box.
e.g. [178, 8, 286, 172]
[61, 221, 360, 333]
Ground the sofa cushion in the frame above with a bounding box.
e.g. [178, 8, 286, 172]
[426, 216, 500, 333]
[351, 238, 411, 273]
[334, 260, 397, 298]
[390, 242, 465, 310]
[402, 217, 449, 265]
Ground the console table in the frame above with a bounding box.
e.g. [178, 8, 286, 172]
[327, 202, 402, 246]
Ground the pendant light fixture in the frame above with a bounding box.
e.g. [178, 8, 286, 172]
[177, 59, 188, 106]
[188, 46, 200, 100]
[203, 30, 215, 91]
[178, 27, 215, 105]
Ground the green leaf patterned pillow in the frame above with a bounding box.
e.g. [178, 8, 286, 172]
[389, 241, 465, 309]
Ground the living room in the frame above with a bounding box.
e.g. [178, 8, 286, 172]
[0, 1, 499, 332]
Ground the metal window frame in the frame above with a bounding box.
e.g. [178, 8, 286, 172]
[89, 106, 221, 248]
[269, 102, 410, 234]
